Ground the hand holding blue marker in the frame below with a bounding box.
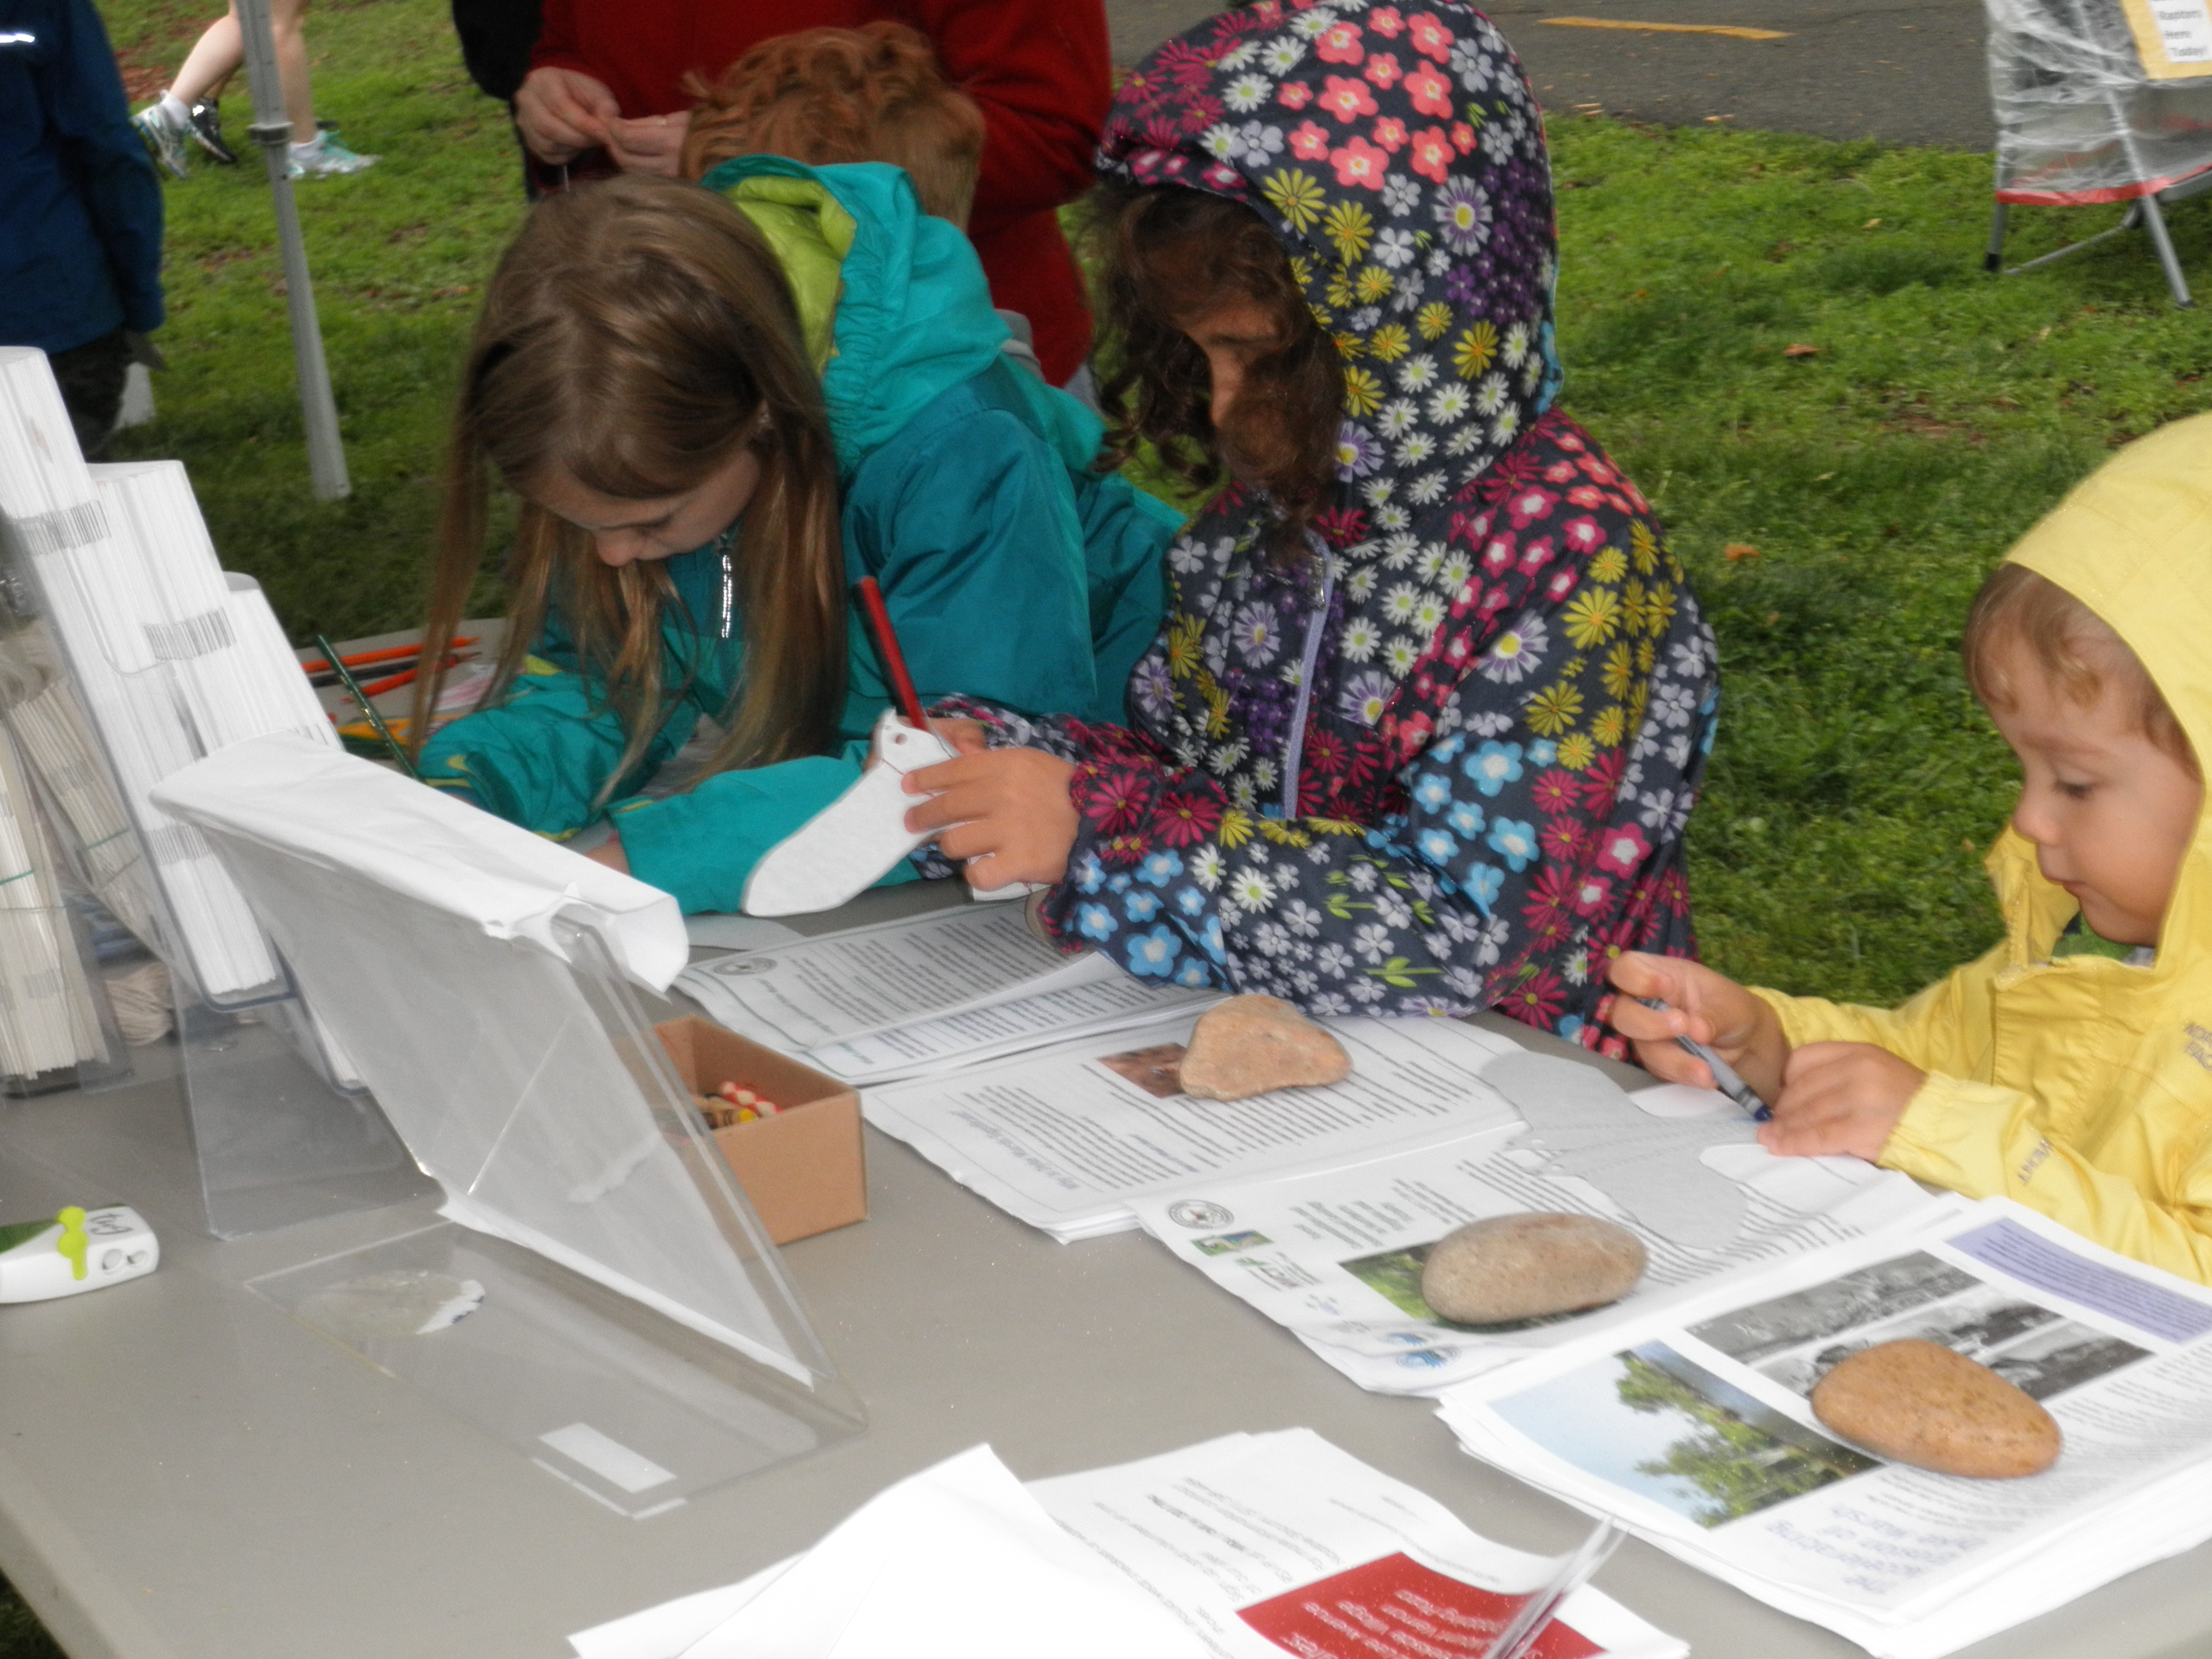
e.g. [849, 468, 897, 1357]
[1636, 996, 1772, 1121]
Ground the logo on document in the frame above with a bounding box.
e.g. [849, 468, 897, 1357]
[1167, 1199, 1234, 1230]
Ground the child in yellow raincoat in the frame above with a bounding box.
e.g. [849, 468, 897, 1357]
[1609, 414, 2212, 1283]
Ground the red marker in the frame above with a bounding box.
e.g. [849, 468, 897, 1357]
[853, 576, 928, 731]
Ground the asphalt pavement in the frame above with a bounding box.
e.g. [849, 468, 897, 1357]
[1103, 0, 1995, 152]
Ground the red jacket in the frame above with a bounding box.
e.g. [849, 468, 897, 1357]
[531, 0, 1107, 382]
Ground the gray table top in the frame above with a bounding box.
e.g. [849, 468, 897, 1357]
[4, 881, 2210, 1659]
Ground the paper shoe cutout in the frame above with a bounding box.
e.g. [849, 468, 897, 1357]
[743, 711, 1038, 917]
[744, 711, 946, 916]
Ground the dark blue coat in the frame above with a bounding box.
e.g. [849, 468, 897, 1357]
[1, 0, 164, 353]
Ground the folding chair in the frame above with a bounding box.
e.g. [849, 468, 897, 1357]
[1982, 0, 2212, 305]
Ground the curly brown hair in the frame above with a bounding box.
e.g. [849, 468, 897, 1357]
[1089, 180, 1342, 557]
[681, 22, 985, 229]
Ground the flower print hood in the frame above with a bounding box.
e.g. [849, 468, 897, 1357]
[1101, 0, 1561, 525]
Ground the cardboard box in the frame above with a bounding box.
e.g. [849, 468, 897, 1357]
[654, 1018, 867, 1245]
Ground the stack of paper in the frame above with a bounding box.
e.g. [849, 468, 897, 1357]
[0, 713, 107, 1083]
[1435, 1197, 2212, 1658]
[570, 1432, 1685, 1659]
[1129, 1051, 1950, 1396]
[859, 1012, 1529, 1242]
[0, 645, 162, 952]
[676, 904, 1219, 1084]
[0, 349, 339, 1000]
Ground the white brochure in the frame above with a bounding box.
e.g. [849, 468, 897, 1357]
[1437, 1198, 2212, 1659]
[676, 902, 1214, 1081]
[1032, 1428, 1683, 1659]
[571, 1432, 1686, 1659]
[1132, 1084, 1948, 1397]
[860, 1013, 1526, 1241]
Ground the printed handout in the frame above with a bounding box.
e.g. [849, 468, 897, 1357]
[675, 905, 1214, 1081]
[1131, 1108, 1951, 1396]
[1031, 1429, 1685, 1659]
[1437, 1199, 2212, 1659]
[567, 1432, 1687, 1659]
[860, 1015, 1526, 1240]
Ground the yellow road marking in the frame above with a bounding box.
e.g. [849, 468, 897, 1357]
[1539, 17, 1792, 39]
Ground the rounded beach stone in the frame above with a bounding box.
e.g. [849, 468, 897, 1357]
[1179, 995, 1353, 1100]
[1811, 1339, 2061, 1478]
[1420, 1213, 1648, 1324]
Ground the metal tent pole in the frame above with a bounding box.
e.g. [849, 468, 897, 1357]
[235, 0, 351, 499]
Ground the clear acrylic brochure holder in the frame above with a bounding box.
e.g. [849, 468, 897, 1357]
[0, 902, 133, 1098]
[195, 809, 865, 1514]
[0, 383, 420, 1235]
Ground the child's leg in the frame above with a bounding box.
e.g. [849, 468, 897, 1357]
[269, 0, 316, 137]
[166, 5, 243, 108]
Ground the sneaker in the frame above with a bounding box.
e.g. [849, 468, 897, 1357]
[132, 105, 189, 180]
[287, 131, 377, 178]
[185, 101, 238, 165]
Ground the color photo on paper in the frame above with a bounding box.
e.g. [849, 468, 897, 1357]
[1492, 1342, 1876, 1530]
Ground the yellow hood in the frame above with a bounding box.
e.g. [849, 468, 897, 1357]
[1994, 411, 2212, 969]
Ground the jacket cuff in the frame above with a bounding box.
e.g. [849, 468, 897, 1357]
[1876, 1073, 2034, 1200]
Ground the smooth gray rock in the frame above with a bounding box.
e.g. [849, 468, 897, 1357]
[1420, 1212, 1648, 1324]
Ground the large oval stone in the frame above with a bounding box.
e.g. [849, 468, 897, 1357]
[1179, 996, 1353, 1100]
[1811, 1339, 2061, 1478]
[1420, 1213, 1647, 1324]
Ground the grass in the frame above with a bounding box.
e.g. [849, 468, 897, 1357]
[99, 0, 525, 639]
[1541, 122, 2212, 1001]
[7, 12, 2207, 1651]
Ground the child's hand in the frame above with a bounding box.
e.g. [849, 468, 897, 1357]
[1760, 1042, 1925, 1161]
[903, 749, 1079, 889]
[1604, 951, 1790, 1103]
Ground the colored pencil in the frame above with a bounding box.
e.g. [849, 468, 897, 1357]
[853, 576, 928, 730]
[316, 633, 419, 779]
[299, 636, 479, 677]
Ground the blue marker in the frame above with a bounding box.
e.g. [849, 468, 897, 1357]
[1637, 997, 1772, 1121]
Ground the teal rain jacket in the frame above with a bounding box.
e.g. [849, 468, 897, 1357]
[418, 159, 1180, 913]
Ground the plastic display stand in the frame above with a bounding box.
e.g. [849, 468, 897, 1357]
[208, 885, 867, 1514]
[0, 349, 420, 1239]
[1, 542, 421, 1238]
[0, 902, 132, 1099]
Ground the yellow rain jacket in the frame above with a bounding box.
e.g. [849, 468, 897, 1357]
[1750, 414, 2212, 1283]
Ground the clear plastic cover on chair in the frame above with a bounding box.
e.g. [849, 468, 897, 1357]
[1990, 0, 2212, 203]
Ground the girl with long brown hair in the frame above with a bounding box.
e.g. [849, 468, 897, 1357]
[416, 169, 1176, 912]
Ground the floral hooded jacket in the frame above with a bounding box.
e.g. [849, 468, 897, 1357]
[942, 0, 1719, 1047]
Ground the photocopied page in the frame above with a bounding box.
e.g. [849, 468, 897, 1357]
[1435, 1199, 2212, 1659]
[860, 1015, 1527, 1240]
[570, 1445, 1211, 1659]
[1030, 1428, 1685, 1659]
[1132, 1087, 1950, 1397]
[807, 972, 1222, 1085]
[676, 904, 1099, 1049]
[569, 1433, 1686, 1659]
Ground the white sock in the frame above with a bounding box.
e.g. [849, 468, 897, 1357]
[158, 91, 190, 125]
[289, 133, 324, 158]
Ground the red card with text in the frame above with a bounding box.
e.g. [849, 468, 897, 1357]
[1238, 1552, 1601, 1659]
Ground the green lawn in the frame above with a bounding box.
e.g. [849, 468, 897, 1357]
[9, 3, 2208, 1653]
